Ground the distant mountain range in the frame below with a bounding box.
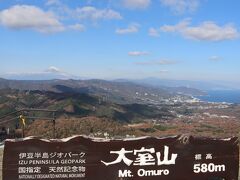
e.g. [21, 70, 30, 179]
[118, 78, 240, 91]
[0, 78, 205, 102]
[2, 67, 239, 91]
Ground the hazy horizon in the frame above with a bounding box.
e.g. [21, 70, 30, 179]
[1, 68, 240, 90]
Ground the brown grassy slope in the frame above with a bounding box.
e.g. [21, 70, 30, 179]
[25, 116, 136, 139]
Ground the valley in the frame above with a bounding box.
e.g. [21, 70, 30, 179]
[0, 78, 239, 139]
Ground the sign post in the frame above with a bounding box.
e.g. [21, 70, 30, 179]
[2, 135, 239, 180]
[19, 115, 26, 138]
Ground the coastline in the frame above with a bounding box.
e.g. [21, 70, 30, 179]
[194, 90, 240, 104]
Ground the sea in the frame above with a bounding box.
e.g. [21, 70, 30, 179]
[197, 90, 240, 104]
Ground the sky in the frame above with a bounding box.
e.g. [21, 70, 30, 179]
[0, 0, 239, 82]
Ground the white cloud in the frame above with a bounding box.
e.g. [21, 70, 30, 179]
[209, 56, 222, 61]
[46, 66, 62, 73]
[122, 0, 151, 9]
[135, 59, 177, 65]
[116, 23, 140, 34]
[160, 0, 199, 14]
[158, 60, 177, 65]
[161, 18, 190, 32]
[68, 23, 85, 31]
[45, 66, 74, 78]
[45, 1, 122, 22]
[0, 5, 65, 33]
[148, 27, 160, 37]
[128, 51, 149, 56]
[159, 70, 169, 73]
[45, 0, 62, 6]
[75, 6, 122, 21]
[161, 19, 239, 41]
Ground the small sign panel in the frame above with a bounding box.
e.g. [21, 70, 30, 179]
[2, 135, 239, 180]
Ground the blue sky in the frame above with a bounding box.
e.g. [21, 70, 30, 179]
[0, 0, 239, 82]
